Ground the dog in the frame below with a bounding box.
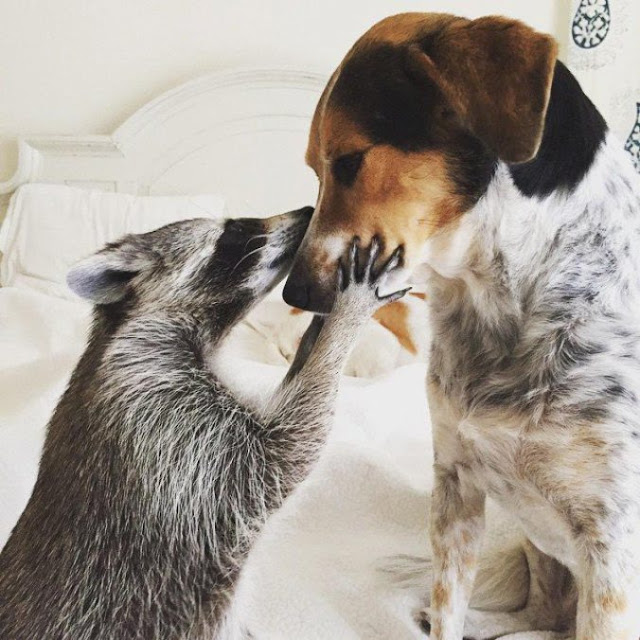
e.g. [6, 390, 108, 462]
[0, 207, 407, 639]
[283, 12, 640, 640]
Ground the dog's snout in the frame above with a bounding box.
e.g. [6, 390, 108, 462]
[282, 278, 310, 310]
[283, 261, 335, 314]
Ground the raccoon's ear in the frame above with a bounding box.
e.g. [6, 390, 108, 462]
[67, 239, 156, 304]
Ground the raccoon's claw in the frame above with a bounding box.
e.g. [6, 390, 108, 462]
[336, 237, 409, 310]
[361, 235, 382, 282]
[378, 244, 404, 278]
[376, 286, 412, 303]
[337, 236, 361, 290]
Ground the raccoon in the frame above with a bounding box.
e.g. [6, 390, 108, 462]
[0, 207, 407, 639]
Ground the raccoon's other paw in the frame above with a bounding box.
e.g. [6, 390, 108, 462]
[335, 236, 410, 316]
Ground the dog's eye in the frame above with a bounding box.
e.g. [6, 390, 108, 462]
[332, 152, 364, 187]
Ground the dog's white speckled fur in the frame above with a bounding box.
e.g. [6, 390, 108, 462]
[423, 135, 640, 640]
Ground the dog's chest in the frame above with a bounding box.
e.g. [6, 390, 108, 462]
[429, 310, 587, 571]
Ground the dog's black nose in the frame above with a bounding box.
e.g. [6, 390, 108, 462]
[282, 279, 310, 310]
[283, 260, 335, 314]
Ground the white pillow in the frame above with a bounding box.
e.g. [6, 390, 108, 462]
[0, 184, 225, 299]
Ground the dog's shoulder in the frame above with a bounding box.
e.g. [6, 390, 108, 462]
[430, 138, 640, 428]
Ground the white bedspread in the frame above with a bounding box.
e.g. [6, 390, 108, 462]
[0, 283, 561, 639]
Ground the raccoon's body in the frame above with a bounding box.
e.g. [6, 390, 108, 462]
[0, 210, 405, 639]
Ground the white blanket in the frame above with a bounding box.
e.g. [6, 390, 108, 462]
[0, 283, 560, 639]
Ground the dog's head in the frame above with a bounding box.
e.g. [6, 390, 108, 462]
[67, 207, 312, 327]
[283, 13, 558, 313]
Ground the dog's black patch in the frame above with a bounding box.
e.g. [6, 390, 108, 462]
[330, 42, 497, 206]
[447, 132, 498, 210]
[510, 61, 608, 198]
[603, 375, 637, 403]
[331, 43, 442, 152]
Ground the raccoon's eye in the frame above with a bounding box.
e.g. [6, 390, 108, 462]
[332, 151, 364, 187]
[219, 218, 265, 247]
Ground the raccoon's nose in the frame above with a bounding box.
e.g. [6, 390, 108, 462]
[287, 205, 314, 238]
[296, 206, 314, 223]
[267, 205, 314, 233]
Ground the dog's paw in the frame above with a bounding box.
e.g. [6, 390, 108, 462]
[415, 607, 478, 639]
[415, 606, 432, 636]
[498, 635, 571, 640]
[333, 236, 409, 315]
[415, 606, 559, 640]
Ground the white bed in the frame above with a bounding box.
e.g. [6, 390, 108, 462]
[0, 67, 540, 639]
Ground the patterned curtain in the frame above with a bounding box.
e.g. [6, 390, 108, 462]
[569, 0, 640, 171]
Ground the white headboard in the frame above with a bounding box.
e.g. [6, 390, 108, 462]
[0, 68, 327, 217]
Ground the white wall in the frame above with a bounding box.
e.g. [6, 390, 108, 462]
[0, 0, 571, 187]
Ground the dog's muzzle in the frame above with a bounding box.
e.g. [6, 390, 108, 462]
[283, 251, 337, 314]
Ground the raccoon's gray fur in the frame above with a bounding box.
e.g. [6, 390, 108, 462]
[0, 209, 406, 639]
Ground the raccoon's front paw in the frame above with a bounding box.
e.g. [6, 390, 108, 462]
[334, 236, 410, 316]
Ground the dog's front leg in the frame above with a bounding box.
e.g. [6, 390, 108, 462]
[574, 541, 640, 640]
[451, 539, 575, 639]
[428, 462, 486, 640]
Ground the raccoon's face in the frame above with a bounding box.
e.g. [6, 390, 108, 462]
[67, 207, 313, 319]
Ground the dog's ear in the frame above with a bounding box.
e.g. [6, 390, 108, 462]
[67, 237, 156, 304]
[407, 16, 558, 163]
